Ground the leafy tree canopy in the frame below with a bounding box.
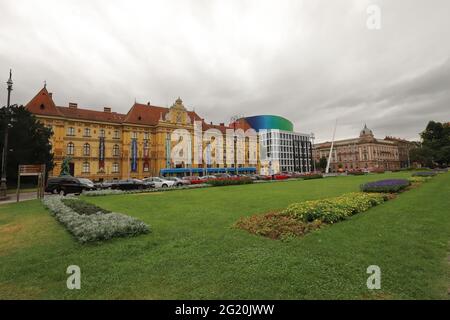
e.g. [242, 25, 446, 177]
[0, 105, 54, 184]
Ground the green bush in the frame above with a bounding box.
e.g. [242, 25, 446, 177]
[302, 174, 323, 180]
[62, 198, 111, 215]
[281, 192, 387, 224]
[207, 178, 253, 186]
[347, 171, 365, 176]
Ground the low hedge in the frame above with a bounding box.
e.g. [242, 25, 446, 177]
[281, 192, 387, 224]
[301, 174, 323, 180]
[347, 171, 365, 176]
[360, 179, 410, 193]
[207, 178, 253, 186]
[83, 184, 211, 196]
[42, 196, 150, 243]
[411, 171, 437, 177]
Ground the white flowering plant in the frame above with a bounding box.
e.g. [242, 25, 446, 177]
[42, 196, 150, 243]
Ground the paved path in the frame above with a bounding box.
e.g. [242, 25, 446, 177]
[0, 192, 38, 205]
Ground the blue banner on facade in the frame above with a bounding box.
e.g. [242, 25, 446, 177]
[99, 137, 105, 170]
[131, 138, 137, 172]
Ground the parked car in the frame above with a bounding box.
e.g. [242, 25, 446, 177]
[165, 177, 191, 187]
[111, 179, 146, 190]
[143, 177, 175, 188]
[45, 176, 96, 195]
[95, 180, 116, 189]
[183, 176, 205, 184]
[273, 173, 290, 180]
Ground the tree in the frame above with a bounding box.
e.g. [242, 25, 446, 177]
[317, 156, 328, 172]
[0, 105, 54, 185]
[412, 121, 450, 167]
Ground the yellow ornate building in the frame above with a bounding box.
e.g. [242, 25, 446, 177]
[26, 86, 258, 180]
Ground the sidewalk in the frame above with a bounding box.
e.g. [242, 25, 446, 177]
[0, 192, 38, 205]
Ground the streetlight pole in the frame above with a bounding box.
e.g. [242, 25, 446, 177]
[0, 70, 13, 199]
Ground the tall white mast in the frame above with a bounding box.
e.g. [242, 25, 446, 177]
[325, 119, 337, 174]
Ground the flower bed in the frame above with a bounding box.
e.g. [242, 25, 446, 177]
[411, 171, 437, 177]
[42, 196, 150, 243]
[360, 179, 410, 193]
[235, 192, 389, 240]
[408, 176, 431, 183]
[281, 192, 387, 224]
[235, 213, 322, 240]
[207, 178, 253, 186]
[62, 198, 111, 215]
[83, 183, 211, 197]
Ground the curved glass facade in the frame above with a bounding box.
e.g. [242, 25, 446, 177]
[244, 115, 294, 132]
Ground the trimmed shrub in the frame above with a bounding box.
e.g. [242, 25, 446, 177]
[235, 212, 322, 240]
[360, 179, 410, 193]
[42, 196, 150, 243]
[83, 183, 211, 197]
[62, 198, 110, 215]
[302, 174, 323, 180]
[347, 171, 365, 176]
[411, 171, 437, 177]
[281, 192, 387, 224]
[207, 178, 253, 186]
[408, 176, 431, 183]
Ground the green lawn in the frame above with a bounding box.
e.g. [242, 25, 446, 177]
[0, 172, 449, 299]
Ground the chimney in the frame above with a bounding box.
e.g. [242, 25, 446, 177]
[69, 102, 77, 109]
[147, 101, 151, 106]
[220, 122, 224, 126]
[49, 92, 53, 98]
[104, 107, 111, 113]
[210, 121, 213, 125]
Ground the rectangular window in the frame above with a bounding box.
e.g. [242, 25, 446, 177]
[67, 127, 75, 136]
[84, 128, 91, 137]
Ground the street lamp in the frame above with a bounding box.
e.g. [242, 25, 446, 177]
[0, 70, 13, 199]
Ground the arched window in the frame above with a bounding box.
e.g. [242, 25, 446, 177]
[67, 142, 74, 155]
[83, 143, 90, 156]
[82, 162, 90, 173]
[113, 144, 120, 157]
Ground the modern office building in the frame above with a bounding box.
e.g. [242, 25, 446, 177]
[233, 115, 313, 174]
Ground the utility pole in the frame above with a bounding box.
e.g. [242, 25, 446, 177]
[0, 70, 13, 199]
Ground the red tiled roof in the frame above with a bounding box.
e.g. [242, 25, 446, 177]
[25, 87, 63, 117]
[229, 118, 253, 131]
[123, 102, 204, 126]
[26, 87, 227, 129]
[56, 106, 126, 123]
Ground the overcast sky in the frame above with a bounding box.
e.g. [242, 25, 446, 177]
[0, 0, 449, 142]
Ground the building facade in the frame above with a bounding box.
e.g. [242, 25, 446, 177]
[313, 125, 413, 172]
[26, 86, 259, 180]
[237, 115, 313, 175]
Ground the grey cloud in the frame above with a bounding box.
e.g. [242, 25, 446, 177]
[0, 0, 449, 142]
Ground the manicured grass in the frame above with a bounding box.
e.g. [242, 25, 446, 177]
[0, 172, 449, 299]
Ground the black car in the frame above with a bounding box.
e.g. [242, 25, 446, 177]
[111, 179, 148, 190]
[45, 176, 96, 195]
